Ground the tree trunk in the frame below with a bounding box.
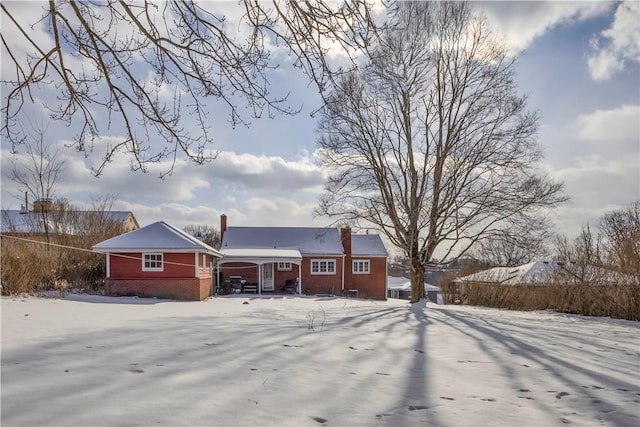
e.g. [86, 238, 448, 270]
[410, 257, 426, 303]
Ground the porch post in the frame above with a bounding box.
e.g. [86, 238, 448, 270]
[297, 263, 301, 294]
[194, 253, 199, 278]
[216, 260, 220, 296]
[258, 264, 262, 295]
[106, 253, 110, 278]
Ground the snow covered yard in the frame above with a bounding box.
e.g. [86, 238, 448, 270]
[2, 294, 639, 427]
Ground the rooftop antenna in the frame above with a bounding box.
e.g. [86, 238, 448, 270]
[20, 191, 28, 214]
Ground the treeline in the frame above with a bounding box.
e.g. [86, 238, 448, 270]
[440, 202, 640, 321]
[1, 198, 124, 295]
[440, 282, 639, 321]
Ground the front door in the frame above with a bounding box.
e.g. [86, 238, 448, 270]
[262, 263, 274, 291]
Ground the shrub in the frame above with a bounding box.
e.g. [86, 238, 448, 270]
[1, 237, 56, 294]
[450, 281, 640, 321]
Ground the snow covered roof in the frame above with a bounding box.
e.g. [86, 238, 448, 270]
[456, 261, 557, 286]
[387, 276, 440, 291]
[219, 248, 302, 265]
[93, 221, 222, 256]
[1, 210, 136, 234]
[352, 234, 388, 257]
[454, 261, 635, 286]
[222, 227, 344, 255]
[221, 226, 388, 259]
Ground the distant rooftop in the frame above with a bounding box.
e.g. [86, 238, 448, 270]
[1, 210, 136, 234]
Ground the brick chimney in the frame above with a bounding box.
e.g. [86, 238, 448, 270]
[341, 227, 352, 289]
[220, 214, 227, 242]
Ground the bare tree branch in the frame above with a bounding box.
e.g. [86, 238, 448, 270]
[2, 0, 383, 176]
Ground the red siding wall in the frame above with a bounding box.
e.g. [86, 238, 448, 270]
[110, 252, 198, 279]
[218, 256, 387, 299]
[221, 263, 260, 283]
[106, 252, 215, 300]
[348, 257, 387, 300]
[221, 257, 345, 294]
[300, 256, 345, 295]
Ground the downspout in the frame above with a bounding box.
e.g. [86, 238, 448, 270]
[385, 257, 388, 300]
[106, 253, 110, 278]
[194, 253, 199, 278]
[216, 259, 221, 297]
[341, 254, 346, 294]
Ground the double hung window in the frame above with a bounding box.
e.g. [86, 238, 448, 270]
[143, 253, 163, 271]
[310, 259, 336, 275]
[352, 260, 370, 274]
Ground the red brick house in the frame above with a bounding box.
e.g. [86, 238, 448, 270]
[93, 221, 223, 300]
[219, 215, 388, 300]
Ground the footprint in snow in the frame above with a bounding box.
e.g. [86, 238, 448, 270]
[310, 416, 327, 424]
[408, 405, 428, 410]
[556, 392, 569, 399]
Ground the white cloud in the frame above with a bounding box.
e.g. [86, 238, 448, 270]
[587, 1, 640, 81]
[110, 201, 223, 228]
[574, 104, 640, 158]
[479, 1, 613, 55]
[546, 155, 639, 237]
[206, 151, 325, 192]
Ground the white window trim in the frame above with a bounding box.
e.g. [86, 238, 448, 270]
[310, 259, 336, 275]
[142, 252, 163, 272]
[277, 262, 292, 271]
[352, 260, 370, 274]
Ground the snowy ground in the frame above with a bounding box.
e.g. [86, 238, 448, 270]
[2, 294, 639, 427]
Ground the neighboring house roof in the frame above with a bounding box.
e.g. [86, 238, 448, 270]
[1, 210, 138, 234]
[455, 261, 634, 286]
[352, 234, 388, 257]
[456, 261, 557, 286]
[387, 276, 441, 291]
[93, 221, 222, 256]
[221, 227, 345, 256]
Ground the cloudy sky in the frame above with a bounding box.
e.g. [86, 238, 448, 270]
[1, 1, 639, 252]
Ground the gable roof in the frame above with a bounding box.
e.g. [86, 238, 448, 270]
[1, 210, 137, 234]
[455, 261, 557, 285]
[387, 276, 440, 291]
[222, 227, 344, 256]
[454, 260, 635, 286]
[352, 234, 388, 257]
[93, 221, 222, 256]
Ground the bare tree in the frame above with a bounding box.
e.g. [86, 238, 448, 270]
[316, 2, 566, 302]
[183, 224, 221, 249]
[5, 116, 66, 245]
[469, 221, 553, 267]
[599, 201, 640, 278]
[2, 0, 381, 176]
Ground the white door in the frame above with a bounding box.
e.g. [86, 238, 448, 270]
[262, 263, 274, 291]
